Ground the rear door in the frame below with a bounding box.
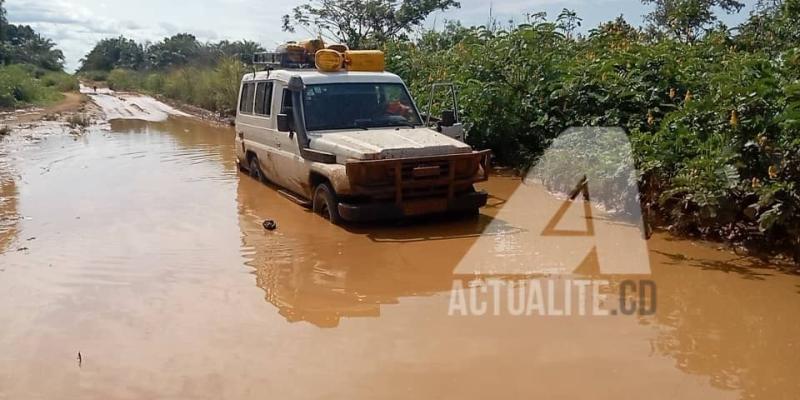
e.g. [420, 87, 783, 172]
[238, 79, 281, 179]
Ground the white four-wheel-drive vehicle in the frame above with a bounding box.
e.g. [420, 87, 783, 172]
[235, 43, 490, 224]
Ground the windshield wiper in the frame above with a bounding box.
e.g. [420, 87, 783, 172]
[353, 120, 371, 130]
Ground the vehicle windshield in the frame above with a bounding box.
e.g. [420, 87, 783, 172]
[302, 83, 422, 131]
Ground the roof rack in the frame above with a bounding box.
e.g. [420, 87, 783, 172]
[253, 51, 315, 70]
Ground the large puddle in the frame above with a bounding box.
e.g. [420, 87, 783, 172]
[1, 117, 798, 399]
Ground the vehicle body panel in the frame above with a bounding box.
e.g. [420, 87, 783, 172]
[308, 128, 471, 161]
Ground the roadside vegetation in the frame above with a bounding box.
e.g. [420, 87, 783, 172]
[99, 56, 247, 113]
[0, 0, 77, 108]
[78, 35, 259, 114]
[79, 0, 800, 259]
[384, 1, 800, 259]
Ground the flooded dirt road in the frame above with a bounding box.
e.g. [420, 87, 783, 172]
[1, 115, 799, 399]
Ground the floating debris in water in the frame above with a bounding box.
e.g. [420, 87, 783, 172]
[263, 220, 277, 231]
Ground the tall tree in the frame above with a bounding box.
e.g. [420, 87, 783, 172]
[556, 8, 582, 39]
[146, 33, 200, 69]
[736, 0, 800, 54]
[641, 0, 745, 42]
[4, 25, 64, 70]
[0, 0, 7, 43]
[79, 36, 144, 71]
[282, 0, 460, 49]
[212, 40, 265, 64]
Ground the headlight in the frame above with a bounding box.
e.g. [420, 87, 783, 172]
[454, 158, 478, 178]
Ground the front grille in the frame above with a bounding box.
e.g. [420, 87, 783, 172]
[346, 150, 491, 203]
[388, 159, 451, 181]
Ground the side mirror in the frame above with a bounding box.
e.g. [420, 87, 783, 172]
[276, 113, 292, 132]
[440, 110, 456, 127]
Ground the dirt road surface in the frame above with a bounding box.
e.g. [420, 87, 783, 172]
[0, 92, 798, 399]
[79, 84, 189, 122]
[0, 92, 87, 125]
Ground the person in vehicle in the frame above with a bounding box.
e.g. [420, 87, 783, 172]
[385, 99, 412, 118]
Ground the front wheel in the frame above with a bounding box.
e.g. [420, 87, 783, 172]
[312, 183, 343, 225]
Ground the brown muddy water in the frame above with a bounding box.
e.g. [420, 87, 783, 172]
[0, 117, 799, 399]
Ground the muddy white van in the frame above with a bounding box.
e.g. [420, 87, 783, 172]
[235, 45, 490, 224]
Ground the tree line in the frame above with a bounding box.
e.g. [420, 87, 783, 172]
[79, 34, 265, 72]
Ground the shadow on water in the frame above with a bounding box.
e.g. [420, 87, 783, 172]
[651, 249, 777, 280]
[343, 213, 526, 243]
[644, 232, 800, 398]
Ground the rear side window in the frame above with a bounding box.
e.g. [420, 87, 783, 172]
[239, 82, 255, 114]
[281, 88, 293, 114]
[254, 82, 273, 116]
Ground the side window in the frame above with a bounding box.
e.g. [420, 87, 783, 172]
[239, 82, 255, 114]
[254, 82, 273, 116]
[281, 88, 293, 114]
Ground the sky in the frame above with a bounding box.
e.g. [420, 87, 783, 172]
[6, 0, 756, 72]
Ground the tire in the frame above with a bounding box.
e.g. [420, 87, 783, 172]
[462, 207, 481, 218]
[450, 207, 480, 220]
[312, 183, 343, 225]
[248, 155, 264, 182]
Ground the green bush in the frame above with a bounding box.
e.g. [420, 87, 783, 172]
[0, 64, 61, 107]
[41, 71, 79, 91]
[112, 56, 246, 115]
[143, 73, 166, 93]
[107, 68, 141, 91]
[387, 21, 800, 256]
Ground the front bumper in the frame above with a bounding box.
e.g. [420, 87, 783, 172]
[337, 190, 488, 222]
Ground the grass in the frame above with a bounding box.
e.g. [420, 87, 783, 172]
[0, 65, 77, 109]
[102, 56, 247, 115]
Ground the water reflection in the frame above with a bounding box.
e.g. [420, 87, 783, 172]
[236, 176, 499, 327]
[236, 171, 642, 328]
[645, 241, 800, 398]
[109, 118, 238, 173]
[0, 161, 18, 254]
